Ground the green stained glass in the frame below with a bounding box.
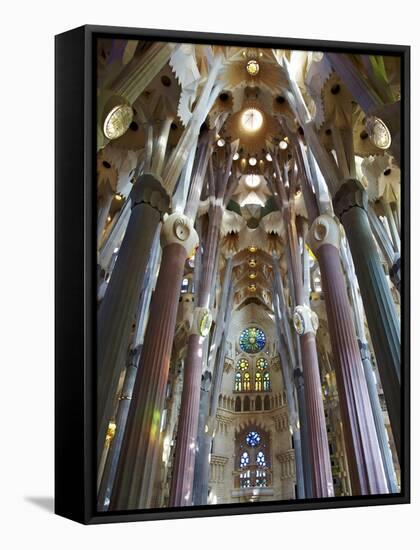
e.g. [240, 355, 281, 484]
[239, 327, 266, 353]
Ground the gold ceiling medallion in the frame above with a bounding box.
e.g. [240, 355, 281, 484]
[248, 284, 257, 292]
[246, 59, 260, 76]
[365, 116, 392, 150]
[248, 258, 257, 268]
[103, 104, 133, 140]
[248, 246, 257, 253]
[249, 272, 257, 279]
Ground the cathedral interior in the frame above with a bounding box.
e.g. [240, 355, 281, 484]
[95, 38, 402, 511]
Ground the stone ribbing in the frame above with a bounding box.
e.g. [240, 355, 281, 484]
[96, 175, 169, 463]
[110, 241, 190, 511]
[169, 206, 223, 507]
[334, 180, 401, 462]
[315, 236, 388, 495]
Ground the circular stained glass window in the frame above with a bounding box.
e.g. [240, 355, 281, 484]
[237, 358, 249, 371]
[246, 431, 261, 447]
[240, 327, 266, 353]
[256, 357, 268, 370]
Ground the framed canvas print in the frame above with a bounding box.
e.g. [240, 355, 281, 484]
[55, 25, 410, 524]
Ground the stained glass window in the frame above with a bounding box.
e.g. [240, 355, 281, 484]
[237, 358, 249, 371]
[255, 372, 262, 391]
[243, 372, 251, 392]
[263, 372, 270, 391]
[256, 357, 268, 370]
[256, 451, 266, 467]
[240, 451, 250, 468]
[239, 327, 266, 353]
[246, 431, 261, 447]
[235, 372, 242, 392]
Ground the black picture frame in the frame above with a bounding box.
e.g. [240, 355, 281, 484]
[55, 24, 410, 525]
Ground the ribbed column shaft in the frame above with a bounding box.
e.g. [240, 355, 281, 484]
[340, 206, 401, 460]
[97, 175, 168, 463]
[169, 334, 203, 506]
[97, 232, 161, 510]
[110, 242, 188, 510]
[317, 243, 388, 495]
[286, 222, 333, 498]
[169, 206, 222, 506]
[359, 342, 399, 493]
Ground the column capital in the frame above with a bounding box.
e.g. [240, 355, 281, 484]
[307, 214, 341, 255]
[293, 304, 319, 335]
[189, 307, 213, 338]
[333, 178, 368, 219]
[161, 212, 199, 256]
[130, 173, 170, 217]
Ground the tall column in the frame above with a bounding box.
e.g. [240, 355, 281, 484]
[192, 260, 233, 505]
[273, 292, 305, 498]
[308, 214, 388, 495]
[334, 179, 401, 462]
[287, 227, 334, 498]
[97, 174, 169, 462]
[169, 205, 223, 507]
[97, 229, 161, 510]
[110, 213, 198, 510]
[359, 342, 399, 493]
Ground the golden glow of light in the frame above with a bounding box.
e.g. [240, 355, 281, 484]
[279, 140, 288, 150]
[249, 272, 257, 279]
[115, 193, 123, 201]
[246, 59, 260, 76]
[245, 174, 260, 188]
[107, 215, 111, 222]
[248, 246, 257, 253]
[241, 108, 263, 132]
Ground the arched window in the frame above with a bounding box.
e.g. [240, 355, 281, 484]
[236, 429, 270, 488]
[243, 372, 251, 392]
[239, 327, 266, 353]
[264, 395, 270, 410]
[255, 371, 262, 391]
[255, 395, 262, 411]
[263, 372, 270, 391]
[235, 396, 242, 412]
[235, 372, 242, 392]
[243, 395, 250, 411]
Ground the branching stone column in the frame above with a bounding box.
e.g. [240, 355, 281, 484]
[110, 213, 198, 511]
[97, 174, 169, 462]
[292, 302, 333, 497]
[97, 229, 161, 510]
[169, 204, 223, 507]
[308, 214, 388, 495]
[334, 179, 401, 462]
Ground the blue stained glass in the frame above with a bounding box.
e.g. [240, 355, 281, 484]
[240, 451, 250, 468]
[239, 327, 266, 353]
[246, 431, 261, 447]
[256, 451, 266, 467]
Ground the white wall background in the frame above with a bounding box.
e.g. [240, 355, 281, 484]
[0, 0, 417, 547]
